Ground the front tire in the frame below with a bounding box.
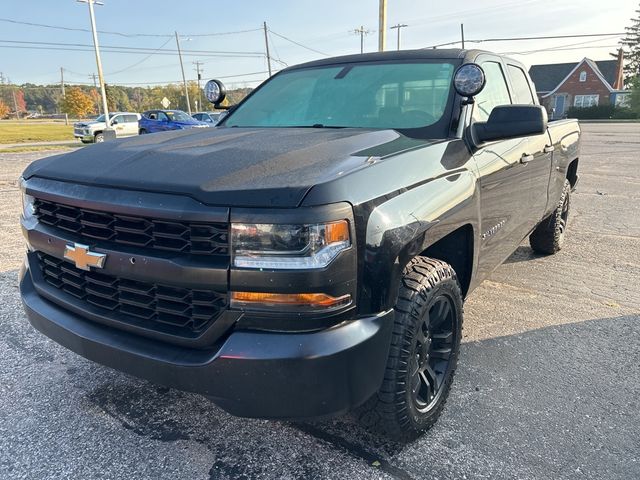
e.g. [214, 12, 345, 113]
[94, 132, 104, 143]
[529, 179, 571, 254]
[139, 129, 147, 135]
[357, 257, 463, 440]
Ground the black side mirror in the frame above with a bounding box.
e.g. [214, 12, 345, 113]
[473, 105, 547, 143]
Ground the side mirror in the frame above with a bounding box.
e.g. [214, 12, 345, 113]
[473, 105, 547, 143]
[111, 119, 118, 125]
[204, 79, 227, 107]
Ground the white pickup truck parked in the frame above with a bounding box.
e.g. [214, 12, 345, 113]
[73, 112, 141, 144]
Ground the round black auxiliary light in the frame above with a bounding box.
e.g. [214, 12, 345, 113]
[453, 63, 486, 98]
[204, 79, 227, 106]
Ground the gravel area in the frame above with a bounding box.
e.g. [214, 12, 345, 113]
[0, 124, 638, 479]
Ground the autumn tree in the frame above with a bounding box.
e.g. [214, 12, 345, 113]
[61, 87, 95, 118]
[0, 100, 10, 119]
[14, 89, 27, 113]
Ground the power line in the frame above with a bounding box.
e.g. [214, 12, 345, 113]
[425, 32, 626, 49]
[0, 39, 264, 56]
[106, 37, 173, 75]
[268, 29, 330, 57]
[0, 17, 262, 38]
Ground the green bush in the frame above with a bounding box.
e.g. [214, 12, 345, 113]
[566, 105, 615, 119]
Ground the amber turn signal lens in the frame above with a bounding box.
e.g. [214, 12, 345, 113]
[231, 291, 352, 311]
[324, 220, 350, 244]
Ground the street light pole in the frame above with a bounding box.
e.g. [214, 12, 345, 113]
[78, 0, 113, 139]
[175, 31, 191, 114]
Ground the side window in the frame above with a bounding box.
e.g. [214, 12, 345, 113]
[125, 115, 138, 123]
[473, 61, 511, 122]
[110, 115, 122, 124]
[507, 65, 535, 105]
[147, 112, 157, 120]
[193, 114, 201, 120]
[157, 112, 169, 122]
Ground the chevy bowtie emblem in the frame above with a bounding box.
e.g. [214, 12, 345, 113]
[63, 243, 107, 271]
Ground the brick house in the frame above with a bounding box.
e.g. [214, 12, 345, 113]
[528, 51, 629, 119]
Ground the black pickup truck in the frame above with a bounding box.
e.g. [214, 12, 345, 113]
[19, 49, 580, 439]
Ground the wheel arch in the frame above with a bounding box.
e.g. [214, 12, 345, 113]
[566, 158, 579, 188]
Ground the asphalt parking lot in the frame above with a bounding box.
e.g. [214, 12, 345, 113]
[0, 123, 638, 480]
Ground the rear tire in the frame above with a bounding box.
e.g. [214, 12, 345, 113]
[529, 179, 571, 254]
[357, 257, 463, 440]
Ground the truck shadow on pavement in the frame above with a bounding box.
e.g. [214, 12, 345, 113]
[502, 245, 545, 264]
[75, 314, 639, 480]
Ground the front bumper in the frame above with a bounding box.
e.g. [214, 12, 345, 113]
[74, 133, 94, 142]
[20, 263, 393, 419]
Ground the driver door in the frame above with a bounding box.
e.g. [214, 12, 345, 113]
[471, 57, 535, 279]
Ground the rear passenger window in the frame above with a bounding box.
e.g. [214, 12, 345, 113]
[473, 62, 511, 122]
[507, 65, 535, 105]
[125, 115, 138, 123]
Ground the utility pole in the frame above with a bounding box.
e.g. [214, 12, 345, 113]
[12, 89, 20, 120]
[390, 23, 408, 50]
[89, 73, 101, 114]
[60, 67, 68, 124]
[175, 31, 191, 114]
[193, 61, 203, 111]
[378, 0, 387, 52]
[460, 23, 465, 49]
[60, 67, 66, 98]
[78, 0, 113, 139]
[353, 26, 371, 54]
[263, 21, 272, 77]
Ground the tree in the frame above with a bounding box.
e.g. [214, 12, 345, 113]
[14, 89, 27, 113]
[0, 100, 9, 119]
[61, 87, 95, 118]
[630, 76, 640, 115]
[620, 3, 640, 86]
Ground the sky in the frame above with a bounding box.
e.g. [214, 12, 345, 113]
[0, 0, 637, 89]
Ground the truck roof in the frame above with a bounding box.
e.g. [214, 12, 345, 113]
[285, 48, 527, 73]
[289, 48, 487, 70]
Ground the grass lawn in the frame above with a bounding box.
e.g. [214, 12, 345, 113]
[0, 122, 75, 144]
[0, 143, 83, 153]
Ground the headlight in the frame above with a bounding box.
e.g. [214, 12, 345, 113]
[232, 220, 351, 269]
[19, 178, 36, 221]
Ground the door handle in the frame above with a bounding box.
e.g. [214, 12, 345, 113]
[544, 145, 555, 153]
[520, 153, 534, 164]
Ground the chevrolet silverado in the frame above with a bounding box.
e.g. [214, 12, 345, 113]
[20, 49, 580, 439]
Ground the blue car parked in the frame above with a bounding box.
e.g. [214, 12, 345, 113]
[139, 110, 209, 134]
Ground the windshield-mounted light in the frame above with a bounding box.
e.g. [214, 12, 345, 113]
[231, 220, 351, 269]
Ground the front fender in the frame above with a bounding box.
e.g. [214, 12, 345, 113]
[361, 169, 480, 312]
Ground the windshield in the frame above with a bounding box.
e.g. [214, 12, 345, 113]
[95, 114, 115, 122]
[226, 62, 455, 130]
[166, 111, 193, 122]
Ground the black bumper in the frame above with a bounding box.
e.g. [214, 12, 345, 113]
[20, 265, 394, 419]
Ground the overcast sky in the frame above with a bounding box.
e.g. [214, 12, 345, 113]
[0, 0, 636, 88]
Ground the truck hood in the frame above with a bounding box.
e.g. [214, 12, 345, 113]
[24, 127, 438, 207]
[74, 121, 106, 129]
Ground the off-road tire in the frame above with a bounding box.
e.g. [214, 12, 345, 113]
[529, 179, 571, 254]
[357, 257, 463, 440]
[94, 132, 104, 143]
